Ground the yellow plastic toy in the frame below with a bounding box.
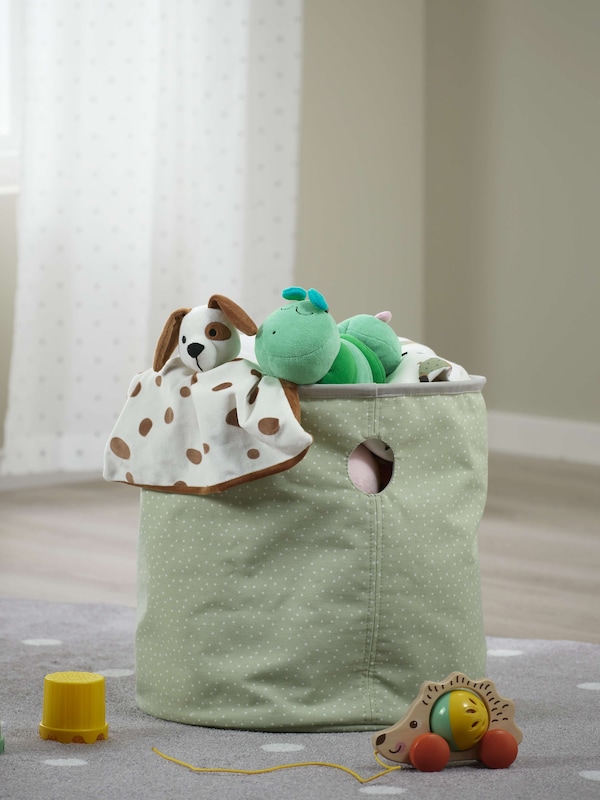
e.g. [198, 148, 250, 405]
[39, 672, 108, 744]
[372, 671, 522, 772]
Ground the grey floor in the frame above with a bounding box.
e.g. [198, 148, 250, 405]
[1, 452, 599, 643]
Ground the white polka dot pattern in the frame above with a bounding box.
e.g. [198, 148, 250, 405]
[2, 1, 302, 477]
[22, 639, 62, 647]
[135, 385, 488, 731]
[261, 742, 305, 752]
[488, 649, 525, 658]
[581, 771, 600, 782]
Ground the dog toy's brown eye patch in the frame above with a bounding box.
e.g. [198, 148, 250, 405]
[205, 322, 232, 341]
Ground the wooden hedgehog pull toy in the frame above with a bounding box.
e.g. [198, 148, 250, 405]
[373, 671, 523, 772]
[154, 672, 522, 781]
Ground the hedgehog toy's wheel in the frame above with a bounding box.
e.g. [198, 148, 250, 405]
[478, 729, 519, 769]
[409, 733, 451, 772]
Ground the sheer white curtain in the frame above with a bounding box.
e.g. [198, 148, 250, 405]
[2, 0, 302, 477]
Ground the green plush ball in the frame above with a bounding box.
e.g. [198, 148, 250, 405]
[337, 314, 402, 376]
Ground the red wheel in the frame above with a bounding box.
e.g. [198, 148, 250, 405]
[409, 733, 451, 772]
[478, 729, 519, 769]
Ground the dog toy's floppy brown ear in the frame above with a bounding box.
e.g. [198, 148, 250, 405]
[153, 308, 191, 372]
[208, 295, 258, 336]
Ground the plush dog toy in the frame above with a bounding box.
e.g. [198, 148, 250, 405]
[104, 293, 314, 495]
[254, 287, 402, 385]
[153, 294, 258, 373]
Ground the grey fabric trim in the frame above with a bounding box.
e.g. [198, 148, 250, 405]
[298, 375, 486, 400]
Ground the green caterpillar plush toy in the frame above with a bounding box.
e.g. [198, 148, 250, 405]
[254, 287, 402, 385]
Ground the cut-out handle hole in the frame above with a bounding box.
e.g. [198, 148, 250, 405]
[348, 439, 394, 494]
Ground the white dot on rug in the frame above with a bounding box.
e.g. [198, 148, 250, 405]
[487, 648, 524, 657]
[261, 742, 305, 753]
[22, 639, 62, 646]
[43, 758, 88, 767]
[577, 683, 600, 691]
[359, 786, 406, 795]
[580, 771, 600, 782]
[97, 668, 134, 677]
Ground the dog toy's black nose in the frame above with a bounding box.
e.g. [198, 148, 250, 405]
[375, 734, 386, 746]
[187, 343, 205, 358]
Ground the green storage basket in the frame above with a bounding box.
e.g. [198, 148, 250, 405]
[135, 377, 488, 731]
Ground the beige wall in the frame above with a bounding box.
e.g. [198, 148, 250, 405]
[425, 0, 600, 423]
[297, 0, 600, 424]
[2, 0, 600, 455]
[295, 0, 425, 335]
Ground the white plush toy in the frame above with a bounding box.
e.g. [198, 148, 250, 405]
[153, 294, 258, 373]
[104, 293, 313, 495]
[387, 339, 470, 384]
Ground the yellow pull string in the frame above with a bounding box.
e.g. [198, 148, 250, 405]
[152, 746, 402, 785]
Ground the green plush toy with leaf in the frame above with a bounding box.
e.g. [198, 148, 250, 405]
[254, 287, 402, 385]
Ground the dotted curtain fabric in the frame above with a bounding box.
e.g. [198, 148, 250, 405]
[2, 0, 302, 477]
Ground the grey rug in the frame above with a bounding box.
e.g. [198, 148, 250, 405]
[1, 599, 599, 800]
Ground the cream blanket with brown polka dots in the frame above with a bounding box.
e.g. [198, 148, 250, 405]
[103, 357, 313, 494]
